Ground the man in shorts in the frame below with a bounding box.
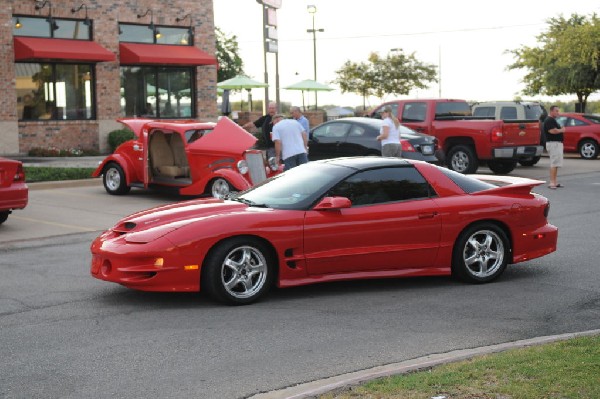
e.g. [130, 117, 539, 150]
[543, 105, 566, 189]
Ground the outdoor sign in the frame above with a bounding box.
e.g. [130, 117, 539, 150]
[266, 26, 278, 40]
[267, 41, 278, 53]
[266, 8, 277, 26]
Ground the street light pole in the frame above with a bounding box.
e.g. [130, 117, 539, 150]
[307, 5, 323, 110]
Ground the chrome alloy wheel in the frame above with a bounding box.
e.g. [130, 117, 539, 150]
[221, 246, 268, 300]
[105, 167, 122, 192]
[211, 178, 231, 199]
[451, 151, 470, 173]
[462, 229, 505, 279]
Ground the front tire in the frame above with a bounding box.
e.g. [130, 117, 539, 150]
[201, 237, 274, 305]
[446, 145, 478, 174]
[452, 223, 510, 283]
[579, 139, 599, 159]
[487, 160, 517, 175]
[207, 177, 232, 199]
[103, 163, 130, 195]
[0, 211, 9, 225]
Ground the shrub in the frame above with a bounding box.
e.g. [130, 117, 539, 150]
[28, 147, 99, 157]
[108, 129, 135, 152]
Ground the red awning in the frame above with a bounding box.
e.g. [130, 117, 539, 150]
[13, 37, 115, 62]
[119, 43, 218, 66]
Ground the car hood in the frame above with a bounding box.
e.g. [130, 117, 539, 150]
[111, 198, 250, 243]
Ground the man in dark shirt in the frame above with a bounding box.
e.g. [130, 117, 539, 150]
[543, 105, 566, 189]
[243, 102, 277, 157]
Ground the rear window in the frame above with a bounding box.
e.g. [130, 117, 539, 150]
[439, 167, 496, 193]
[435, 102, 471, 117]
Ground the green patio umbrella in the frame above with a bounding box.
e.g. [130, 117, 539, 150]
[284, 79, 333, 111]
[217, 75, 268, 111]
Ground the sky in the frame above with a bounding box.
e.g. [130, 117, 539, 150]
[213, 0, 600, 110]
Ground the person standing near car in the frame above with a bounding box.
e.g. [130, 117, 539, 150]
[271, 114, 308, 171]
[376, 106, 402, 157]
[543, 105, 565, 189]
[290, 106, 310, 133]
[243, 101, 278, 157]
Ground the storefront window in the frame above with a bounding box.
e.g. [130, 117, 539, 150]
[13, 16, 91, 39]
[16, 63, 95, 120]
[119, 23, 191, 45]
[120, 67, 194, 118]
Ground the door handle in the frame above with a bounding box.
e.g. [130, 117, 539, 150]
[418, 212, 438, 219]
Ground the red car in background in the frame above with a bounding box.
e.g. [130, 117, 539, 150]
[93, 117, 280, 198]
[555, 113, 600, 159]
[91, 157, 557, 305]
[0, 157, 28, 225]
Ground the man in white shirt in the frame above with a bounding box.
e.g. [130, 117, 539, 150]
[271, 114, 309, 171]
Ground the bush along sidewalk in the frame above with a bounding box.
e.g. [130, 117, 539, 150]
[24, 167, 97, 183]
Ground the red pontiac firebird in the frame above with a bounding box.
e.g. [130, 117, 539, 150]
[91, 157, 558, 305]
[0, 157, 28, 225]
[93, 117, 280, 198]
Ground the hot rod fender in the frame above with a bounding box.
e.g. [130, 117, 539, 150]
[92, 154, 140, 186]
[179, 168, 252, 196]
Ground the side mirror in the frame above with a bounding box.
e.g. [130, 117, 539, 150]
[313, 196, 352, 211]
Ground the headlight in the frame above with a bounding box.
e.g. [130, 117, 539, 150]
[268, 156, 278, 171]
[237, 160, 249, 174]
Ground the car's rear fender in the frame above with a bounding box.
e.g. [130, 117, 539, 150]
[93, 154, 137, 186]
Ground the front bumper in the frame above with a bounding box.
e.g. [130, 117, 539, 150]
[493, 145, 543, 159]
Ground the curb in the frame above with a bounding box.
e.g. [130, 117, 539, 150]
[248, 329, 600, 399]
[28, 178, 102, 191]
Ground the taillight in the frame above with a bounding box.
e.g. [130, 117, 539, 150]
[400, 139, 416, 152]
[491, 126, 504, 143]
[14, 164, 25, 182]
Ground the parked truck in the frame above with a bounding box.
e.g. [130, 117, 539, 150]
[368, 99, 543, 174]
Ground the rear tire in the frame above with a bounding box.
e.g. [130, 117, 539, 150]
[518, 156, 541, 167]
[446, 145, 478, 174]
[103, 163, 130, 195]
[0, 211, 9, 225]
[579, 139, 599, 159]
[201, 237, 274, 305]
[452, 223, 509, 283]
[487, 160, 517, 175]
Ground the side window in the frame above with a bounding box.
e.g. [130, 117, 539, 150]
[328, 166, 435, 206]
[313, 123, 350, 139]
[500, 107, 517, 119]
[402, 102, 427, 122]
[571, 118, 587, 127]
[556, 116, 567, 126]
[348, 125, 367, 137]
[473, 107, 494, 117]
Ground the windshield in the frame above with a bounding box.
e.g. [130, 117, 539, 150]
[235, 162, 352, 210]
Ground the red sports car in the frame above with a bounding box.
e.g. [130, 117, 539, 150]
[91, 157, 558, 305]
[0, 157, 28, 225]
[93, 117, 280, 198]
[555, 113, 600, 159]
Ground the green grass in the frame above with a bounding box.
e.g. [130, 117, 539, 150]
[320, 335, 600, 399]
[24, 167, 96, 183]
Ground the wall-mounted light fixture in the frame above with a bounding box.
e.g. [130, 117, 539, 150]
[175, 13, 194, 45]
[15, 17, 22, 29]
[71, 3, 91, 26]
[35, 0, 59, 31]
[137, 9, 161, 39]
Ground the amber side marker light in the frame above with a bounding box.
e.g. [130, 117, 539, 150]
[154, 258, 164, 268]
[184, 265, 199, 271]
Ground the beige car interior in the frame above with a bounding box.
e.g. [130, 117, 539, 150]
[149, 130, 190, 178]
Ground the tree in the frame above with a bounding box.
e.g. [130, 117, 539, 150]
[333, 49, 437, 109]
[215, 27, 244, 82]
[508, 13, 600, 112]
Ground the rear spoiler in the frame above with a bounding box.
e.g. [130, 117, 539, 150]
[469, 175, 545, 196]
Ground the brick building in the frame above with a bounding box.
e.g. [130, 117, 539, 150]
[1, 0, 218, 155]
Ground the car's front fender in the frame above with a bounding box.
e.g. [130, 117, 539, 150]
[179, 168, 252, 196]
[92, 154, 138, 186]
